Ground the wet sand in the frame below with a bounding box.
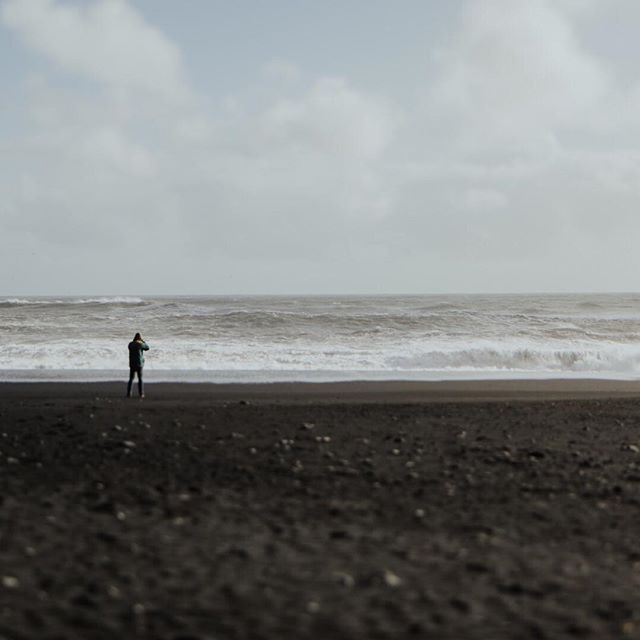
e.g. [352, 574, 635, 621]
[2, 380, 640, 639]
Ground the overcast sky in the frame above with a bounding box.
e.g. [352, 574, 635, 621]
[2, 0, 640, 295]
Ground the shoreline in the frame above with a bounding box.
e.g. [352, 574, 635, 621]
[1, 377, 640, 402]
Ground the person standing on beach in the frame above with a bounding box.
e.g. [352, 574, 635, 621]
[127, 333, 149, 398]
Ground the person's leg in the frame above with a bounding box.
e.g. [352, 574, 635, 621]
[127, 368, 134, 397]
[138, 368, 144, 397]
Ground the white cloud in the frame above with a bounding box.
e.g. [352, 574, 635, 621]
[428, 0, 609, 154]
[0, 36, 398, 266]
[3, 0, 640, 293]
[370, 0, 640, 282]
[262, 59, 301, 84]
[457, 188, 508, 213]
[1, 0, 189, 99]
[168, 76, 399, 258]
[262, 77, 397, 162]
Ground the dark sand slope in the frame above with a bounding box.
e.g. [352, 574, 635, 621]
[1, 382, 640, 639]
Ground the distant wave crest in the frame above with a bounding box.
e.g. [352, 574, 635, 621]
[0, 296, 146, 307]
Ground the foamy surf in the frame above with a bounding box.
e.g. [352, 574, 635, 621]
[2, 294, 640, 381]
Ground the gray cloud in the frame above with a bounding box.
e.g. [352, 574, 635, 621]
[2, 0, 640, 294]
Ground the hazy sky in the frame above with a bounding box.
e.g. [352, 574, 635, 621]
[2, 0, 640, 295]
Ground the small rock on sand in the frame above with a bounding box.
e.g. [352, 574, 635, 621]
[2, 576, 19, 589]
[383, 570, 402, 587]
[306, 600, 320, 613]
[332, 571, 355, 588]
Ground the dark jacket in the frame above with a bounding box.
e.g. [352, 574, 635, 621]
[128, 340, 149, 369]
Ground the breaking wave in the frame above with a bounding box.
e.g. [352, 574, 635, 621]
[2, 341, 640, 377]
[386, 345, 640, 374]
[3, 293, 640, 380]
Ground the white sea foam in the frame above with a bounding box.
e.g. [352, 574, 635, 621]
[2, 294, 640, 380]
[0, 296, 145, 306]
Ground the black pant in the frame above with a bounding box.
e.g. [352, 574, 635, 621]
[127, 367, 143, 396]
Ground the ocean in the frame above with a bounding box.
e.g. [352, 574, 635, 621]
[2, 293, 640, 382]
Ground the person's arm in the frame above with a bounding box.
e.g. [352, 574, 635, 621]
[141, 342, 149, 350]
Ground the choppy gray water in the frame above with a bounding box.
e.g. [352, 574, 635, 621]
[2, 294, 640, 381]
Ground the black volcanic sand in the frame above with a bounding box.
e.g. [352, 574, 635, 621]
[1, 382, 640, 639]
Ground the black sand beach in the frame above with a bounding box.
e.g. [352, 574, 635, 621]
[2, 380, 640, 639]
